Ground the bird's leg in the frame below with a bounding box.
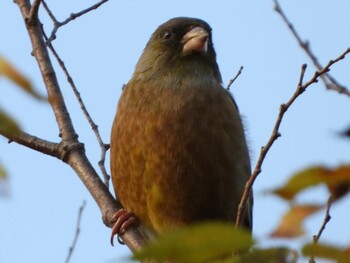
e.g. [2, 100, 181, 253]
[110, 208, 139, 246]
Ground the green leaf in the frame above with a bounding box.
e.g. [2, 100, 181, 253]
[0, 162, 10, 198]
[0, 164, 6, 178]
[0, 110, 21, 137]
[238, 247, 298, 263]
[303, 243, 350, 263]
[134, 222, 254, 263]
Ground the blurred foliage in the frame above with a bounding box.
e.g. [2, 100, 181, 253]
[340, 126, 350, 138]
[272, 166, 350, 201]
[303, 243, 350, 263]
[134, 222, 253, 263]
[270, 204, 323, 238]
[268, 163, 350, 261]
[0, 161, 10, 197]
[0, 163, 6, 178]
[134, 222, 300, 263]
[0, 109, 20, 138]
[0, 56, 45, 197]
[133, 162, 350, 262]
[238, 247, 298, 263]
[0, 56, 46, 100]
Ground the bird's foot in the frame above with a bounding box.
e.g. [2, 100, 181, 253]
[110, 208, 139, 246]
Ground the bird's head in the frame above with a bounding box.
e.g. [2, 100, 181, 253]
[133, 17, 222, 87]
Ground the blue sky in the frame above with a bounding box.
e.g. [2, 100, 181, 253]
[1, 1, 350, 262]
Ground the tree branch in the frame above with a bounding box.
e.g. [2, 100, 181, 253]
[273, 0, 350, 97]
[27, 0, 41, 24]
[226, 66, 243, 91]
[18, 0, 77, 142]
[309, 195, 334, 263]
[41, 0, 109, 44]
[0, 128, 60, 158]
[236, 47, 350, 226]
[65, 200, 86, 263]
[42, 30, 111, 187]
[14, 0, 146, 253]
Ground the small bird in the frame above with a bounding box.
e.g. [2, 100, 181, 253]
[110, 17, 252, 244]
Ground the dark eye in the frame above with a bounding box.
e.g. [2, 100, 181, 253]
[161, 30, 172, 40]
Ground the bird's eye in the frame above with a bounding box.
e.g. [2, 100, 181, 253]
[161, 30, 172, 40]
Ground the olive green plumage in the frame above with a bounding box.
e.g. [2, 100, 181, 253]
[110, 17, 252, 240]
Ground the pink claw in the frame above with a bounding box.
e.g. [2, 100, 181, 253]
[110, 208, 139, 246]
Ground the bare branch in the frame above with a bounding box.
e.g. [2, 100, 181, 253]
[0, 128, 60, 158]
[273, 0, 350, 97]
[236, 47, 350, 226]
[309, 195, 334, 263]
[16, 0, 77, 142]
[236, 64, 306, 226]
[98, 143, 111, 187]
[226, 66, 243, 91]
[42, 0, 109, 44]
[65, 201, 86, 263]
[40, 0, 60, 42]
[42, 30, 111, 187]
[314, 195, 333, 242]
[27, 0, 41, 24]
[14, 0, 146, 252]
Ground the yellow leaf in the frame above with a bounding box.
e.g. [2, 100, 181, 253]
[0, 164, 6, 178]
[272, 166, 350, 200]
[134, 222, 254, 263]
[303, 243, 350, 263]
[270, 205, 323, 238]
[0, 110, 20, 138]
[0, 162, 10, 198]
[0, 56, 46, 100]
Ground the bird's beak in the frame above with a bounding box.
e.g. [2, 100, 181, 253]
[182, 27, 208, 54]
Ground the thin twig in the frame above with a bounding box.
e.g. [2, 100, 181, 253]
[309, 195, 334, 263]
[41, 0, 58, 24]
[273, 0, 350, 97]
[98, 143, 111, 187]
[65, 200, 86, 263]
[41, 29, 111, 187]
[226, 66, 243, 91]
[314, 195, 333, 242]
[236, 47, 350, 226]
[42, 0, 109, 44]
[41, 0, 60, 42]
[236, 63, 307, 227]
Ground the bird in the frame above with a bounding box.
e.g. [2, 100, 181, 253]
[110, 17, 252, 245]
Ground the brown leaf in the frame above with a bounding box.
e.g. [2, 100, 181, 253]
[270, 205, 323, 238]
[325, 166, 350, 200]
[272, 166, 350, 200]
[0, 56, 46, 101]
